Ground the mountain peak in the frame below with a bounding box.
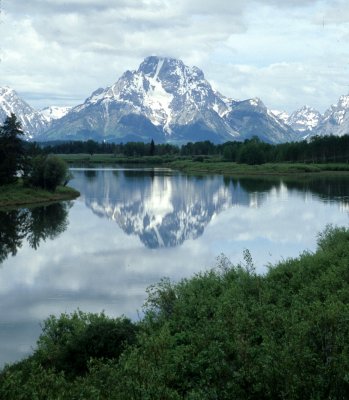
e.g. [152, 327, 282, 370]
[138, 56, 167, 77]
[138, 56, 183, 78]
[337, 94, 349, 109]
[0, 86, 15, 95]
[248, 97, 265, 108]
[288, 105, 322, 132]
[137, 56, 205, 82]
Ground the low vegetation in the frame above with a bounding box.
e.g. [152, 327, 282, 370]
[168, 160, 349, 176]
[0, 181, 79, 208]
[1, 226, 349, 399]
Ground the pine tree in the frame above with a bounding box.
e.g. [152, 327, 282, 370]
[0, 113, 25, 184]
[149, 139, 155, 156]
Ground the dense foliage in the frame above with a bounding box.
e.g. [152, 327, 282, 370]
[1, 226, 349, 399]
[37, 134, 349, 165]
[24, 155, 71, 191]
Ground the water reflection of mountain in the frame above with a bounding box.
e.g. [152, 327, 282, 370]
[71, 169, 349, 249]
[0, 202, 71, 264]
[72, 170, 274, 248]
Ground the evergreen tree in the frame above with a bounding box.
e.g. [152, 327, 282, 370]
[149, 139, 155, 156]
[0, 113, 25, 184]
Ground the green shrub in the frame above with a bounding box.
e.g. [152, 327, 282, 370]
[35, 310, 138, 378]
[26, 155, 71, 191]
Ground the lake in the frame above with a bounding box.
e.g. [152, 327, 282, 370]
[1, 167, 349, 367]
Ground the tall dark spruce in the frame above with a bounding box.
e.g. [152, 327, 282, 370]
[0, 113, 25, 184]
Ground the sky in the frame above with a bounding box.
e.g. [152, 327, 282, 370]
[1, 0, 349, 113]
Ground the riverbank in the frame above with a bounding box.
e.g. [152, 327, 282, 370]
[0, 181, 80, 208]
[57, 153, 349, 176]
[58, 153, 174, 165]
[168, 159, 349, 176]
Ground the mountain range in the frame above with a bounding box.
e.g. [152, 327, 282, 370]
[1, 56, 349, 144]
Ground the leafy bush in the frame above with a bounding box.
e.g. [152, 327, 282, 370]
[34, 310, 138, 378]
[26, 155, 71, 191]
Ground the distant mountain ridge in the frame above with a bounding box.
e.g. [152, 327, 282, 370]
[1, 56, 349, 143]
[272, 95, 349, 140]
[0, 87, 71, 138]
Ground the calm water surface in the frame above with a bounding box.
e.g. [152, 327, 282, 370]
[1, 167, 349, 366]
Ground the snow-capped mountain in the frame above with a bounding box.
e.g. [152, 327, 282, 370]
[0, 87, 48, 138]
[40, 106, 72, 123]
[40, 56, 294, 144]
[288, 106, 322, 133]
[223, 98, 295, 143]
[314, 95, 349, 137]
[277, 96, 349, 139]
[42, 57, 241, 143]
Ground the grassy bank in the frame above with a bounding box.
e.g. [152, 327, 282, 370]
[57, 153, 349, 176]
[57, 153, 177, 165]
[1, 226, 349, 399]
[0, 181, 80, 208]
[168, 159, 349, 176]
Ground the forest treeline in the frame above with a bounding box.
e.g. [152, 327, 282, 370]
[31, 134, 349, 164]
[1, 226, 349, 399]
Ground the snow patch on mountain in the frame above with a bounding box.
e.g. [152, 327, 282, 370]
[288, 106, 322, 132]
[40, 106, 72, 123]
[270, 110, 289, 125]
[323, 95, 349, 125]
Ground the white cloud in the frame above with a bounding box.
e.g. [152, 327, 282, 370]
[0, 0, 348, 112]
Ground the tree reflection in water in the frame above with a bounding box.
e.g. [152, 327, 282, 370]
[0, 202, 71, 264]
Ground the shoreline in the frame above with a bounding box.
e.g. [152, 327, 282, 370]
[56, 154, 349, 176]
[166, 160, 349, 177]
[0, 183, 80, 209]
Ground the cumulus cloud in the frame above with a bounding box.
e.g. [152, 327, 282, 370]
[0, 0, 348, 111]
